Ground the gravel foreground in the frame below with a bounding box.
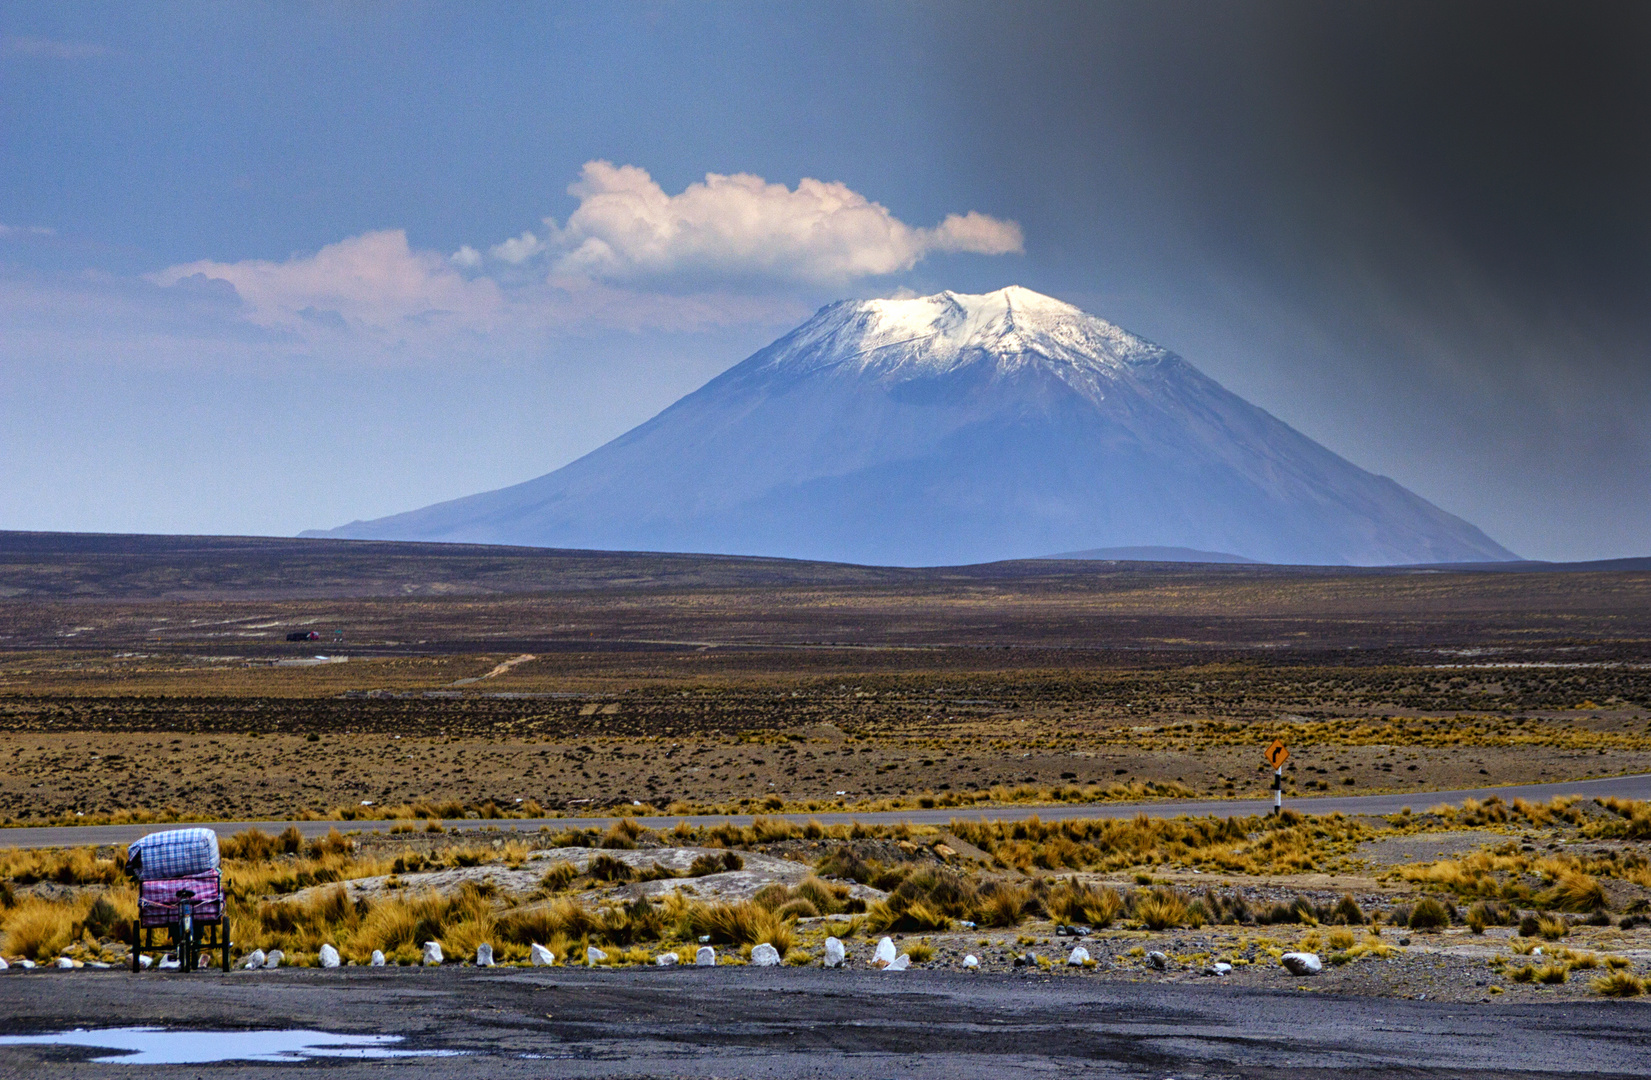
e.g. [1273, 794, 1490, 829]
[1, 966, 1648, 1079]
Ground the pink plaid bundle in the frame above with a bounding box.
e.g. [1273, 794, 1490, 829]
[137, 871, 222, 928]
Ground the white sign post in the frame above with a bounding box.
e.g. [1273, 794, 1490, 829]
[1265, 740, 1290, 815]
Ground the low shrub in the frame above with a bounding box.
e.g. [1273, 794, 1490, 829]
[587, 854, 634, 882]
[600, 820, 641, 850]
[688, 851, 743, 877]
[1330, 894, 1365, 925]
[794, 876, 850, 915]
[1046, 880, 1124, 928]
[1408, 898, 1451, 931]
[1466, 900, 1516, 933]
[1594, 971, 1645, 997]
[1540, 872, 1607, 913]
[539, 862, 578, 892]
[1132, 887, 1191, 931]
[775, 898, 820, 920]
[973, 882, 1032, 928]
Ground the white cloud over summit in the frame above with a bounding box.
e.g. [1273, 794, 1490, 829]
[526, 161, 1023, 284]
[141, 163, 1020, 343]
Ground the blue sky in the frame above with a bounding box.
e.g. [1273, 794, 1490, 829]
[3, 2, 1648, 560]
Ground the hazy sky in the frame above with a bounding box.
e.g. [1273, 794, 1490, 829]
[2, 1, 1647, 561]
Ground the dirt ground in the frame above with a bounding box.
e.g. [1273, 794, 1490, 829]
[4, 720, 1651, 824]
[3, 534, 1650, 823]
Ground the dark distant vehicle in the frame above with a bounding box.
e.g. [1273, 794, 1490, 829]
[286, 631, 321, 641]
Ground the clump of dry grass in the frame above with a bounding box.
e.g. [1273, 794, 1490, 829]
[973, 882, 1033, 928]
[688, 900, 793, 956]
[793, 876, 850, 915]
[586, 854, 634, 882]
[1046, 880, 1124, 928]
[1131, 887, 1192, 931]
[1407, 897, 1451, 931]
[687, 851, 743, 877]
[1466, 900, 1516, 933]
[1593, 971, 1645, 997]
[1540, 872, 1607, 913]
[1537, 915, 1570, 941]
[539, 862, 578, 892]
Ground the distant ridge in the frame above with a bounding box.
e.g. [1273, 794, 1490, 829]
[0, 531, 1645, 605]
[1042, 545, 1258, 564]
[311, 286, 1516, 567]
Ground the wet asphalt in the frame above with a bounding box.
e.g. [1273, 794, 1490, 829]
[0, 965, 1647, 1078]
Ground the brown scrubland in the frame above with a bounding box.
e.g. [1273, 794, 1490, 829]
[3, 534, 1651, 998]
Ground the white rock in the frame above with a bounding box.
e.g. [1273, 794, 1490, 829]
[55, 957, 76, 969]
[370, 950, 386, 967]
[586, 946, 607, 966]
[750, 943, 781, 967]
[1281, 951, 1323, 976]
[157, 954, 180, 970]
[87, 961, 111, 970]
[319, 944, 341, 968]
[823, 937, 846, 968]
[421, 941, 443, 966]
[0, 957, 8, 971]
[962, 954, 979, 969]
[695, 946, 717, 966]
[530, 943, 555, 966]
[135, 955, 150, 970]
[264, 950, 284, 969]
[1207, 962, 1233, 976]
[242, 949, 266, 970]
[873, 937, 897, 966]
[475, 943, 494, 967]
[655, 952, 679, 966]
[1532, 947, 1544, 956]
[19, 959, 36, 970]
[884, 954, 910, 971]
[1067, 946, 1090, 966]
[1148, 950, 1168, 970]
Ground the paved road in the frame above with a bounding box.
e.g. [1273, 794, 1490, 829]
[5, 772, 1651, 851]
[0, 966, 1647, 1078]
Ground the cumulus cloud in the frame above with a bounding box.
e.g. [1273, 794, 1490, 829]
[490, 231, 546, 265]
[150, 230, 502, 333]
[534, 161, 1022, 284]
[135, 164, 1023, 348]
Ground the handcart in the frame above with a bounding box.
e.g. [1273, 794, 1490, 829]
[126, 828, 230, 973]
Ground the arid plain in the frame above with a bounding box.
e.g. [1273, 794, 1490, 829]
[2, 533, 1650, 824]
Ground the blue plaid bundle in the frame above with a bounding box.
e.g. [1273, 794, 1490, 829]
[127, 828, 220, 881]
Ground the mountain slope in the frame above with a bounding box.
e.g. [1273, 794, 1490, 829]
[311, 286, 1517, 566]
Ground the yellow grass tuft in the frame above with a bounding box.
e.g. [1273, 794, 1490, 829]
[1593, 971, 1645, 997]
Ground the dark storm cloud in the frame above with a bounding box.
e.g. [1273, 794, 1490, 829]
[912, 1, 1651, 559]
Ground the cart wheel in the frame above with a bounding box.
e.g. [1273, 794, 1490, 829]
[130, 920, 141, 973]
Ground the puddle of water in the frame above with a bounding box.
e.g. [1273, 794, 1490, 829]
[0, 1027, 463, 1064]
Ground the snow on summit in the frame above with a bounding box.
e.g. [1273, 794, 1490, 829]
[311, 286, 1518, 567]
[768, 286, 1162, 382]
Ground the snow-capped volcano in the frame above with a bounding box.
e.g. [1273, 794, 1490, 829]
[310, 286, 1516, 566]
